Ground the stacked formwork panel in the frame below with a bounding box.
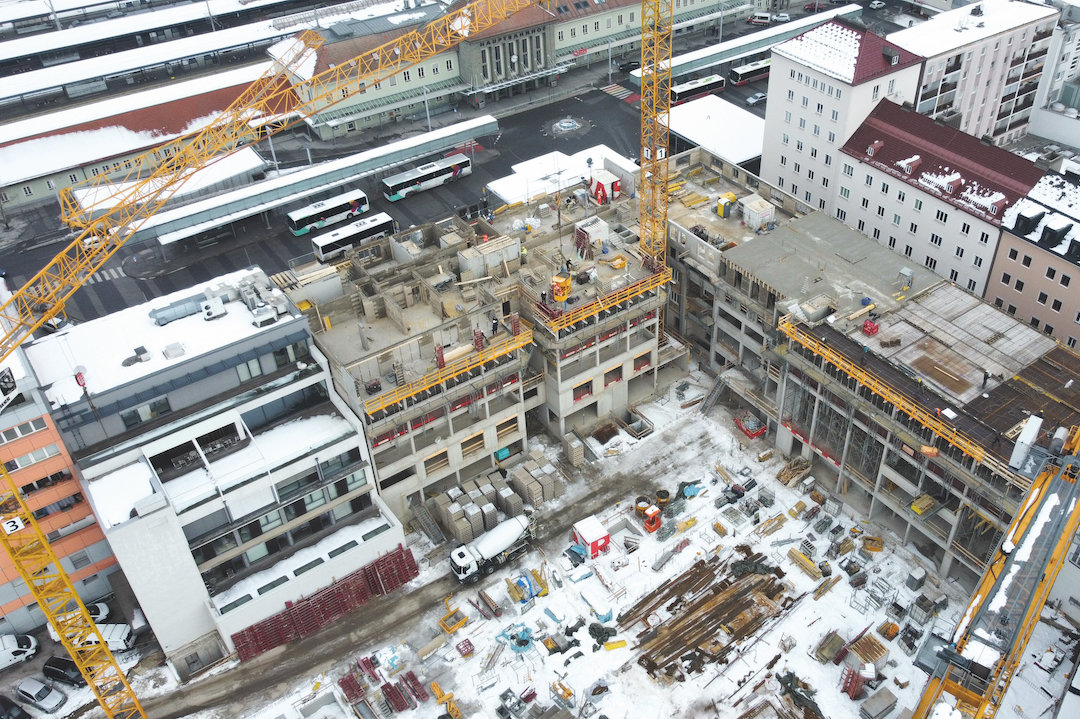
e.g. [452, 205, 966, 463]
[231, 544, 418, 662]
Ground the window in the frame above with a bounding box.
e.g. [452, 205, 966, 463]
[417, 66, 425, 78]
[914, 199, 923, 211]
[794, 162, 801, 173]
[836, 208, 847, 221]
[925, 256, 937, 270]
[557, 30, 563, 41]
[802, 96, 808, 107]
[237, 358, 263, 382]
[949, 269, 959, 282]
[796, 140, 804, 151]
[888, 236, 897, 249]
[861, 197, 870, 209]
[994, 297, 1003, 307]
[1001, 272, 1011, 284]
[1046, 267, 1057, 280]
[1037, 292, 1048, 305]
[933, 210, 947, 223]
[843, 163, 853, 177]
[805, 191, 813, 202]
[872, 228, 881, 240]
[782, 133, 789, 145]
[3, 445, 60, 473]
[0, 418, 47, 446]
[816, 102, 823, 114]
[791, 183, 798, 195]
[120, 397, 171, 430]
[881, 182, 889, 194]
[807, 170, 814, 181]
[828, 131, 836, 142]
[810, 148, 818, 158]
[892, 214, 901, 226]
[897, 190, 905, 203]
[1030, 317, 1040, 329]
[1022, 255, 1032, 267]
[954, 246, 962, 258]
[822, 177, 829, 188]
[22, 186, 32, 197]
[819, 199, 827, 209]
[961, 222, 970, 235]
[787, 90, 794, 101]
[831, 110, 839, 121]
[857, 219, 866, 231]
[68, 173, 78, 184]
[966, 279, 977, 292]
[930, 234, 942, 247]
[980, 231, 989, 244]
[1007, 304, 1016, 316]
[1008, 248, 1018, 261]
[780, 155, 787, 166]
[840, 187, 850, 199]
[799, 118, 806, 129]
[813, 125, 820, 136]
[1014, 279, 1024, 292]
[865, 174, 873, 187]
[447, 59, 453, 71]
[1061, 274, 1071, 287]
[909, 222, 918, 234]
[403, 70, 411, 81]
[877, 205, 885, 217]
[973, 256, 982, 268]
[1069, 337, 1078, 349]
[1052, 299, 1062, 312]
[904, 245, 913, 257]
[872, 84, 880, 100]
[785, 110, 792, 123]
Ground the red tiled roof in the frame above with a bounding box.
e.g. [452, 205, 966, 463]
[840, 100, 1043, 225]
[0, 78, 297, 153]
[848, 22, 921, 85]
[777, 20, 922, 86]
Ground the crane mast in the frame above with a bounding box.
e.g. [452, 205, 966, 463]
[639, 0, 674, 269]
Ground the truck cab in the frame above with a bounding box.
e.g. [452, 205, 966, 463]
[449, 547, 478, 580]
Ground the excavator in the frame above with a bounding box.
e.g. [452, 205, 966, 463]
[0, 0, 676, 716]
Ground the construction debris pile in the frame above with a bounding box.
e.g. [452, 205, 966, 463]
[619, 546, 795, 681]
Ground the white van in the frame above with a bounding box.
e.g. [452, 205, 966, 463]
[48, 622, 136, 652]
[0, 634, 37, 670]
[748, 12, 772, 25]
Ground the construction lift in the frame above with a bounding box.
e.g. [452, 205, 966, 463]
[911, 425, 1080, 718]
[0, 0, 679, 716]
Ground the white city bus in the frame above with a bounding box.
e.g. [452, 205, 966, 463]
[670, 74, 726, 105]
[311, 212, 396, 262]
[380, 154, 472, 201]
[287, 189, 369, 236]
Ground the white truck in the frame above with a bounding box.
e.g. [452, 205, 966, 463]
[48, 622, 136, 652]
[450, 515, 531, 583]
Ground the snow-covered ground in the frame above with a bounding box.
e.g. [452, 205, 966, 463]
[72, 368, 1078, 719]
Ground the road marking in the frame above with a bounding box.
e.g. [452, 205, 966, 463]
[85, 267, 124, 285]
[601, 84, 633, 100]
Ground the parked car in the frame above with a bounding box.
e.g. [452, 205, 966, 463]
[0, 635, 37, 671]
[804, 2, 827, 10]
[772, 13, 791, 22]
[85, 602, 109, 624]
[617, 60, 640, 73]
[747, 11, 772, 25]
[869, 0, 886, 7]
[43, 657, 86, 688]
[15, 678, 65, 713]
[0, 696, 29, 719]
[746, 92, 768, 106]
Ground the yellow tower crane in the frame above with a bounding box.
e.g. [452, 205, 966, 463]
[912, 427, 1080, 718]
[0, 0, 682, 714]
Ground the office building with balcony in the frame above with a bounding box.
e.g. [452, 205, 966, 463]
[888, 0, 1060, 146]
[22, 268, 398, 678]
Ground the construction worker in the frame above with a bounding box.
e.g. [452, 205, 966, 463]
[492, 318, 499, 337]
[521, 245, 528, 265]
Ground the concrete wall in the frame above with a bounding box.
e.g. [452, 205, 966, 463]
[988, 230, 1080, 346]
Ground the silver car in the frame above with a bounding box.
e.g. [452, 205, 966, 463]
[15, 678, 65, 713]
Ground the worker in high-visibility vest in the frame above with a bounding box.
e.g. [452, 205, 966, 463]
[521, 245, 528, 265]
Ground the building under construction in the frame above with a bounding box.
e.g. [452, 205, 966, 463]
[276, 176, 686, 519]
[661, 147, 1080, 587]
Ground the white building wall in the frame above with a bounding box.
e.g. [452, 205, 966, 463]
[761, 52, 919, 216]
[833, 161, 1000, 295]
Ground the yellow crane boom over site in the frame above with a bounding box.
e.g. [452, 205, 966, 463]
[0, 0, 678, 716]
[912, 426, 1080, 719]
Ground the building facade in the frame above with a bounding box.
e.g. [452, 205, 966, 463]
[1029, 0, 1080, 148]
[0, 345, 118, 636]
[888, 0, 1060, 146]
[22, 269, 398, 679]
[759, 20, 922, 217]
[834, 100, 1043, 296]
[993, 172, 1080, 346]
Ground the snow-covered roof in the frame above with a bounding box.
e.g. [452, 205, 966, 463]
[0, 72, 287, 187]
[0, 0, 289, 25]
[23, 268, 303, 408]
[486, 144, 638, 206]
[888, 0, 1060, 59]
[662, 94, 764, 165]
[1002, 173, 1080, 262]
[840, 100, 1043, 225]
[86, 460, 156, 530]
[773, 19, 921, 86]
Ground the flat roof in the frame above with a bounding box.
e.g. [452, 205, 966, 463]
[663, 95, 764, 165]
[887, 0, 1059, 58]
[23, 268, 303, 407]
[721, 211, 942, 321]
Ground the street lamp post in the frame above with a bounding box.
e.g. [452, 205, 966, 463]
[586, 157, 593, 219]
[422, 86, 431, 132]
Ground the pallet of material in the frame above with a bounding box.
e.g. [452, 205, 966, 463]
[787, 548, 823, 580]
[813, 576, 842, 600]
[814, 630, 846, 663]
[850, 633, 889, 671]
[754, 513, 787, 536]
[859, 687, 897, 719]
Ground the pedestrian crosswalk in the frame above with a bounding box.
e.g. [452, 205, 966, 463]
[84, 267, 125, 285]
[601, 84, 640, 103]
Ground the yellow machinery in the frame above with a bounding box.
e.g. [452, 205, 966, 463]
[551, 273, 572, 303]
[438, 594, 468, 634]
[0, 0, 680, 713]
[431, 681, 464, 719]
[912, 426, 1080, 718]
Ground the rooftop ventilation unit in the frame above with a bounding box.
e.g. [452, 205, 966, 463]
[162, 342, 186, 360]
[252, 305, 277, 328]
[202, 296, 227, 321]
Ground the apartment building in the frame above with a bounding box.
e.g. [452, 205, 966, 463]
[759, 20, 922, 216]
[0, 345, 118, 636]
[22, 269, 399, 678]
[993, 172, 1080, 346]
[888, 0, 1061, 146]
[1029, 0, 1080, 145]
[834, 100, 1043, 296]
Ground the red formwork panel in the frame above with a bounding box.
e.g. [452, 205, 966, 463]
[402, 671, 429, 702]
[337, 673, 366, 703]
[231, 545, 419, 662]
[382, 682, 410, 712]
